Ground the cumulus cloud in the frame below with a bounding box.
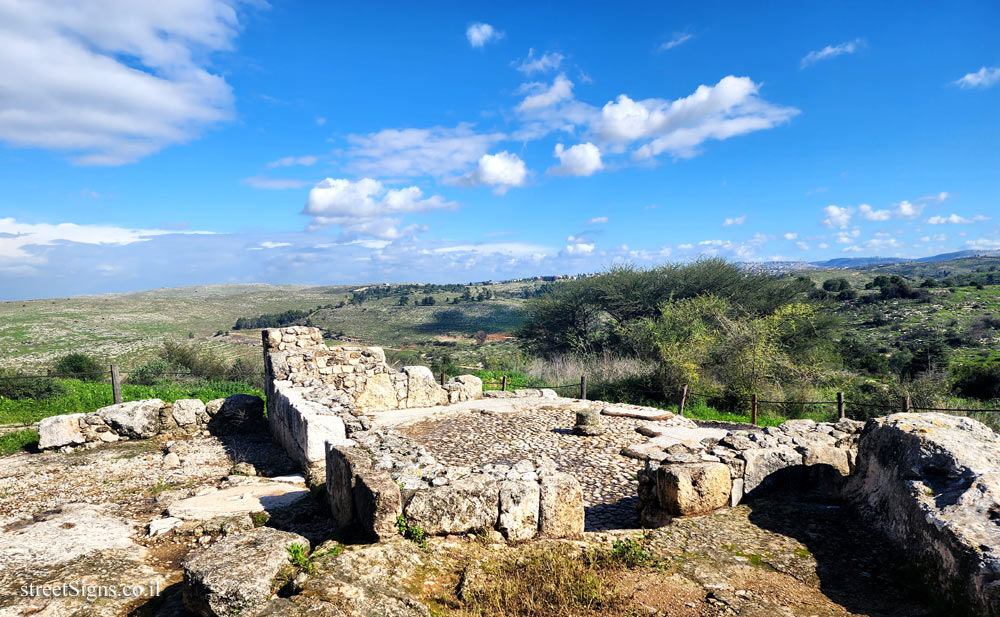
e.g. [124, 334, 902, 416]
[564, 243, 595, 255]
[516, 74, 576, 112]
[927, 214, 989, 225]
[859, 204, 891, 221]
[515, 49, 564, 75]
[303, 178, 454, 239]
[822, 205, 852, 229]
[593, 76, 799, 159]
[783, 232, 798, 240]
[723, 215, 746, 227]
[586, 216, 609, 225]
[954, 67, 1000, 89]
[459, 152, 528, 194]
[549, 142, 604, 176]
[345, 124, 505, 179]
[800, 38, 865, 68]
[0, 1, 241, 165]
[659, 33, 693, 51]
[466, 23, 503, 48]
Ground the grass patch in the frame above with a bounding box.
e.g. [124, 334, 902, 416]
[459, 545, 638, 617]
[0, 429, 38, 456]
[0, 378, 263, 425]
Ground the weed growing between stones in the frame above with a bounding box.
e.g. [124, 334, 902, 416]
[606, 537, 653, 568]
[250, 511, 270, 527]
[286, 542, 314, 574]
[396, 515, 429, 548]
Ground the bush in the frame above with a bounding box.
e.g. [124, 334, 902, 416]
[0, 429, 39, 456]
[952, 362, 1000, 400]
[53, 353, 104, 381]
[126, 359, 174, 386]
[160, 342, 228, 380]
[0, 370, 66, 400]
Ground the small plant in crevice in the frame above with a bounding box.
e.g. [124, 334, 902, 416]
[396, 514, 429, 548]
[250, 511, 270, 527]
[286, 542, 314, 574]
[605, 536, 652, 568]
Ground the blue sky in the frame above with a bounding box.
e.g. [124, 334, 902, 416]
[1, 1, 997, 300]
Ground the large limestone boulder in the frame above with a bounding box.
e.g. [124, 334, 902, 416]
[37, 413, 86, 449]
[403, 366, 448, 408]
[172, 398, 206, 426]
[497, 479, 540, 541]
[404, 474, 499, 535]
[538, 472, 584, 537]
[846, 413, 1000, 616]
[209, 394, 265, 435]
[183, 527, 309, 617]
[655, 462, 732, 516]
[354, 372, 397, 410]
[740, 444, 803, 495]
[99, 399, 162, 439]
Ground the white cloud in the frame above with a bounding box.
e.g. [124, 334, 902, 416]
[549, 142, 604, 176]
[800, 38, 865, 68]
[895, 200, 922, 218]
[796, 241, 810, 250]
[259, 242, 291, 249]
[515, 49, 564, 75]
[594, 76, 799, 159]
[822, 205, 852, 229]
[564, 243, 595, 255]
[460, 152, 528, 194]
[466, 23, 503, 48]
[303, 178, 454, 239]
[0, 217, 211, 261]
[516, 74, 575, 112]
[723, 215, 746, 227]
[783, 232, 798, 240]
[242, 176, 313, 190]
[586, 216, 609, 225]
[0, 1, 241, 165]
[267, 156, 320, 168]
[859, 204, 891, 221]
[315, 117, 327, 126]
[659, 33, 693, 51]
[954, 67, 1000, 89]
[926, 214, 989, 225]
[434, 242, 550, 257]
[346, 124, 505, 178]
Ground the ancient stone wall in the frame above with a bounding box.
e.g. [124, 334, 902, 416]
[37, 395, 265, 451]
[635, 418, 863, 525]
[261, 326, 483, 480]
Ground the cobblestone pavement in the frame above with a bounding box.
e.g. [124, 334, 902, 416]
[395, 403, 651, 531]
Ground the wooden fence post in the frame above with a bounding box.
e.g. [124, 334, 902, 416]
[580, 375, 587, 400]
[837, 391, 845, 420]
[500, 375, 507, 391]
[110, 364, 122, 405]
[679, 384, 688, 417]
[750, 393, 758, 426]
[903, 395, 911, 414]
[440, 372, 446, 386]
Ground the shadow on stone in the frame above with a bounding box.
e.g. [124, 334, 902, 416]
[746, 494, 943, 617]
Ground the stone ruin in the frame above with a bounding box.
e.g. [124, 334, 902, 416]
[262, 326, 585, 541]
[37, 395, 265, 451]
[23, 325, 1000, 616]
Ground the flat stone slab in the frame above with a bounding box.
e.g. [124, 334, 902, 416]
[602, 405, 694, 423]
[622, 426, 730, 460]
[167, 483, 310, 520]
[0, 503, 140, 567]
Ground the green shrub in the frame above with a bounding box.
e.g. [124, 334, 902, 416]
[0, 370, 66, 400]
[53, 353, 104, 381]
[396, 515, 428, 548]
[0, 429, 39, 456]
[952, 362, 1000, 400]
[126, 359, 174, 386]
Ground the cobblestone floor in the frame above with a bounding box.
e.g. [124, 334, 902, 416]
[395, 404, 650, 531]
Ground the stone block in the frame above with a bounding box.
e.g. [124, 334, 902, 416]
[404, 474, 499, 535]
[38, 413, 86, 449]
[497, 479, 540, 541]
[538, 472, 584, 537]
[99, 399, 162, 439]
[655, 462, 732, 516]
